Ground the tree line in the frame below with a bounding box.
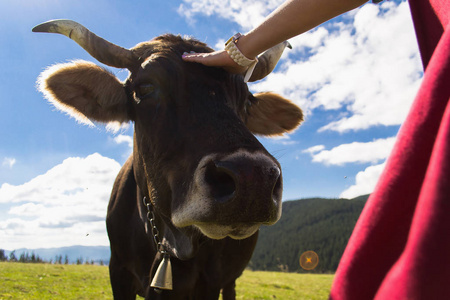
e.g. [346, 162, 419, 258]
[1, 196, 368, 272]
[0, 249, 106, 265]
[248, 195, 369, 273]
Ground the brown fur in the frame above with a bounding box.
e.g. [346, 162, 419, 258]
[131, 35, 214, 60]
[38, 60, 129, 125]
[246, 92, 304, 136]
[39, 61, 303, 137]
[36, 33, 304, 300]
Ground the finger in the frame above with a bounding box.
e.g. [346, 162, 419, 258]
[182, 54, 206, 64]
[182, 52, 205, 59]
[183, 53, 220, 67]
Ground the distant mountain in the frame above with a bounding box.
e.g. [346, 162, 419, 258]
[249, 195, 369, 273]
[4, 195, 369, 272]
[5, 245, 110, 264]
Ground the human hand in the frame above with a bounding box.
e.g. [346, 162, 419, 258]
[182, 50, 248, 74]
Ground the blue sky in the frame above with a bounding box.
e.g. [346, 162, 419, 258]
[0, 0, 422, 250]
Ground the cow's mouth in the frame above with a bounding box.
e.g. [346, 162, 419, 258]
[171, 150, 283, 240]
[194, 223, 261, 240]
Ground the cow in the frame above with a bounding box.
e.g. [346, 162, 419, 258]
[33, 20, 303, 300]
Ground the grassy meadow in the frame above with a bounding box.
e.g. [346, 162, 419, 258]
[0, 262, 334, 299]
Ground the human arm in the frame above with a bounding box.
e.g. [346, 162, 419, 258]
[182, 0, 368, 72]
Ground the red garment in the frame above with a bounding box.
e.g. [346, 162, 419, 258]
[330, 0, 450, 299]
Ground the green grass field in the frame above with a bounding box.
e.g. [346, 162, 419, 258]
[0, 262, 333, 299]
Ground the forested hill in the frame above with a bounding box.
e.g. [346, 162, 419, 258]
[249, 195, 369, 273]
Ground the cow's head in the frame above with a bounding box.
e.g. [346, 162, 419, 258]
[34, 20, 303, 259]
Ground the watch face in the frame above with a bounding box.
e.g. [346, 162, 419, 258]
[226, 33, 242, 46]
[233, 33, 242, 43]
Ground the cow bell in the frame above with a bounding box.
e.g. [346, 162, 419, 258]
[150, 254, 173, 291]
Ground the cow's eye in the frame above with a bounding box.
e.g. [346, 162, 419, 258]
[136, 84, 156, 99]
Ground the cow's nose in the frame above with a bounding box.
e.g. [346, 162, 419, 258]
[203, 154, 282, 205]
[204, 160, 237, 203]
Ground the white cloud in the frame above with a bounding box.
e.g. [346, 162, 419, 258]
[178, 0, 284, 30]
[8, 203, 46, 217]
[265, 134, 299, 146]
[214, 38, 226, 51]
[302, 145, 325, 154]
[112, 134, 133, 159]
[306, 137, 396, 166]
[340, 162, 386, 198]
[113, 134, 133, 149]
[2, 157, 16, 169]
[0, 153, 121, 250]
[250, 1, 422, 132]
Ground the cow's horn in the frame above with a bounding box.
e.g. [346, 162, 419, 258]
[32, 19, 138, 70]
[247, 41, 292, 82]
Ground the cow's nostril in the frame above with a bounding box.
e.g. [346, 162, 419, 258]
[272, 169, 282, 201]
[204, 161, 236, 203]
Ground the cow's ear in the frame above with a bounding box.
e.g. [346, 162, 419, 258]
[38, 60, 130, 125]
[246, 92, 303, 136]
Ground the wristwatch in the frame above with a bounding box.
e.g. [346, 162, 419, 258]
[225, 33, 257, 68]
[224, 33, 258, 82]
[225, 33, 244, 46]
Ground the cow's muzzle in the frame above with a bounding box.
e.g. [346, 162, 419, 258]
[204, 154, 282, 207]
[172, 150, 283, 239]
